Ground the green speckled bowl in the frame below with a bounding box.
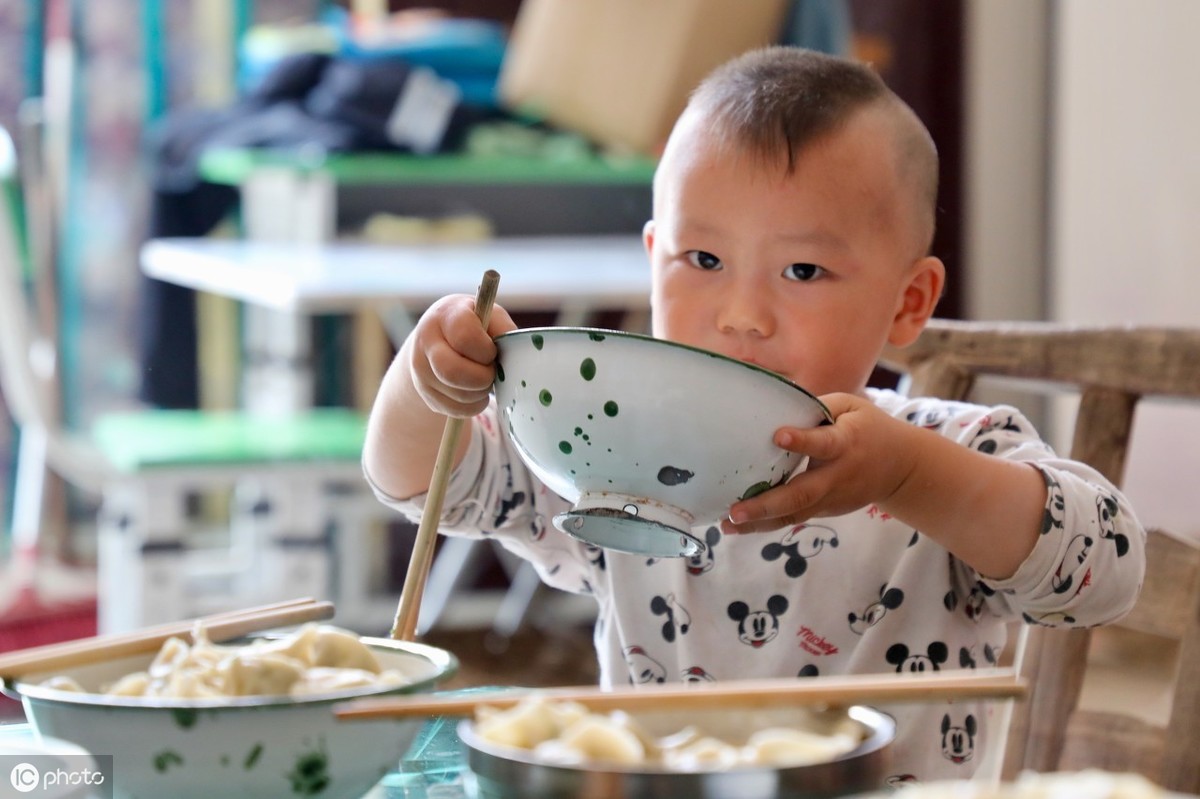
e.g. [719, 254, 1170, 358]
[3, 636, 456, 799]
[493, 328, 831, 557]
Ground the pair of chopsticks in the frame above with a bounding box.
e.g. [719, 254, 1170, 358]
[335, 668, 1027, 720]
[0, 597, 334, 679]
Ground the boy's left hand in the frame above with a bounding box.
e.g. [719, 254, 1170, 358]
[722, 392, 920, 534]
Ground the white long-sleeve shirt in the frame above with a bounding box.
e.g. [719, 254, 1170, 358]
[370, 388, 1144, 785]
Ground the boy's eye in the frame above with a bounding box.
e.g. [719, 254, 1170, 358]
[784, 263, 826, 282]
[687, 251, 722, 270]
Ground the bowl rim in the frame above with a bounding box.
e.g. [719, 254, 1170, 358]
[3, 634, 458, 710]
[457, 703, 895, 776]
[494, 327, 832, 422]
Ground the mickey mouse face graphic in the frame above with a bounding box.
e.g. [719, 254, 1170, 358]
[529, 513, 547, 543]
[969, 413, 1023, 455]
[1052, 533, 1092, 595]
[848, 584, 904, 634]
[958, 643, 999, 669]
[1022, 609, 1076, 627]
[885, 641, 949, 672]
[962, 581, 995, 622]
[623, 645, 667, 684]
[940, 712, 977, 764]
[651, 593, 691, 643]
[686, 527, 721, 575]
[1096, 492, 1129, 557]
[906, 406, 950, 430]
[1041, 471, 1066, 534]
[496, 464, 526, 526]
[761, 524, 838, 578]
[728, 595, 789, 648]
[682, 666, 716, 683]
[584, 543, 606, 571]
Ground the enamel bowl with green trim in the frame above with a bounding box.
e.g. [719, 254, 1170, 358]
[493, 328, 831, 558]
[3, 635, 456, 799]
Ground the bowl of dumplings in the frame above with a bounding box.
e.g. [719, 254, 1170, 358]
[493, 328, 831, 558]
[459, 696, 894, 798]
[2, 623, 457, 799]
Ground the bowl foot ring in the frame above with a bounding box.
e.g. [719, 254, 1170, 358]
[553, 505, 705, 558]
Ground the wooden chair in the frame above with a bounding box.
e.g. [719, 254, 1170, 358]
[879, 320, 1200, 793]
[0, 124, 369, 634]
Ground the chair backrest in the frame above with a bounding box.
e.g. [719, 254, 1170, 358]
[0, 125, 107, 493]
[879, 320, 1200, 793]
[0, 125, 55, 432]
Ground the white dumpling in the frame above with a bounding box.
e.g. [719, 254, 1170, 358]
[662, 735, 740, 771]
[217, 652, 306, 696]
[153, 668, 225, 699]
[311, 626, 381, 672]
[530, 739, 589, 766]
[606, 710, 661, 755]
[289, 666, 404, 696]
[654, 724, 703, 754]
[104, 672, 152, 697]
[253, 622, 319, 662]
[39, 676, 84, 693]
[556, 715, 646, 765]
[147, 637, 191, 680]
[740, 727, 858, 767]
[546, 700, 591, 730]
[475, 698, 562, 749]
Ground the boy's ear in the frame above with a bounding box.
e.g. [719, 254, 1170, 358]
[888, 255, 945, 347]
[642, 219, 656, 256]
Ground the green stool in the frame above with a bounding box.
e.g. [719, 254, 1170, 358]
[90, 408, 367, 632]
[3, 124, 371, 634]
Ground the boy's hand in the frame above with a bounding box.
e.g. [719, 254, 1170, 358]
[406, 294, 517, 418]
[722, 393, 920, 534]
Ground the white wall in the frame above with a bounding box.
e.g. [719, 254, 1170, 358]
[965, 0, 1199, 537]
[964, 0, 1049, 322]
[1050, 0, 1200, 537]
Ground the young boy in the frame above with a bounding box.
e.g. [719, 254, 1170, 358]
[363, 47, 1144, 783]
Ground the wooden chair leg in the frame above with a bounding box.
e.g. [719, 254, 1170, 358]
[1021, 627, 1094, 772]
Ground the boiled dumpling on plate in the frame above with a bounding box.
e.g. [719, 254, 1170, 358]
[741, 726, 859, 767]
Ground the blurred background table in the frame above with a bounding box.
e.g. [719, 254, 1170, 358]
[140, 233, 649, 637]
[140, 234, 650, 409]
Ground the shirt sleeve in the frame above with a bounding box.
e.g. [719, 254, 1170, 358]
[363, 398, 601, 596]
[874, 389, 1146, 628]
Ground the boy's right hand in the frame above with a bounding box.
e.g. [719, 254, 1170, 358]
[406, 293, 517, 418]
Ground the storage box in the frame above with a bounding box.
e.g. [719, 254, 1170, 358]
[498, 0, 789, 156]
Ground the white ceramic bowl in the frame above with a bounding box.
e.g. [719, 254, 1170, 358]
[493, 328, 831, 557]
[3, 635, 456, 799]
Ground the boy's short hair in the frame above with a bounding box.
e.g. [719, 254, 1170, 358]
[686, 46, 939, 252]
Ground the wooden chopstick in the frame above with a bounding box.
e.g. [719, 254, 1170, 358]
[390, 269, 501, 641]
[0, 597, 334, 678]
[335, 669, 1026, 720]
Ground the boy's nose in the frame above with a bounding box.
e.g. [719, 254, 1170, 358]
[716, 280, 774, 337]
